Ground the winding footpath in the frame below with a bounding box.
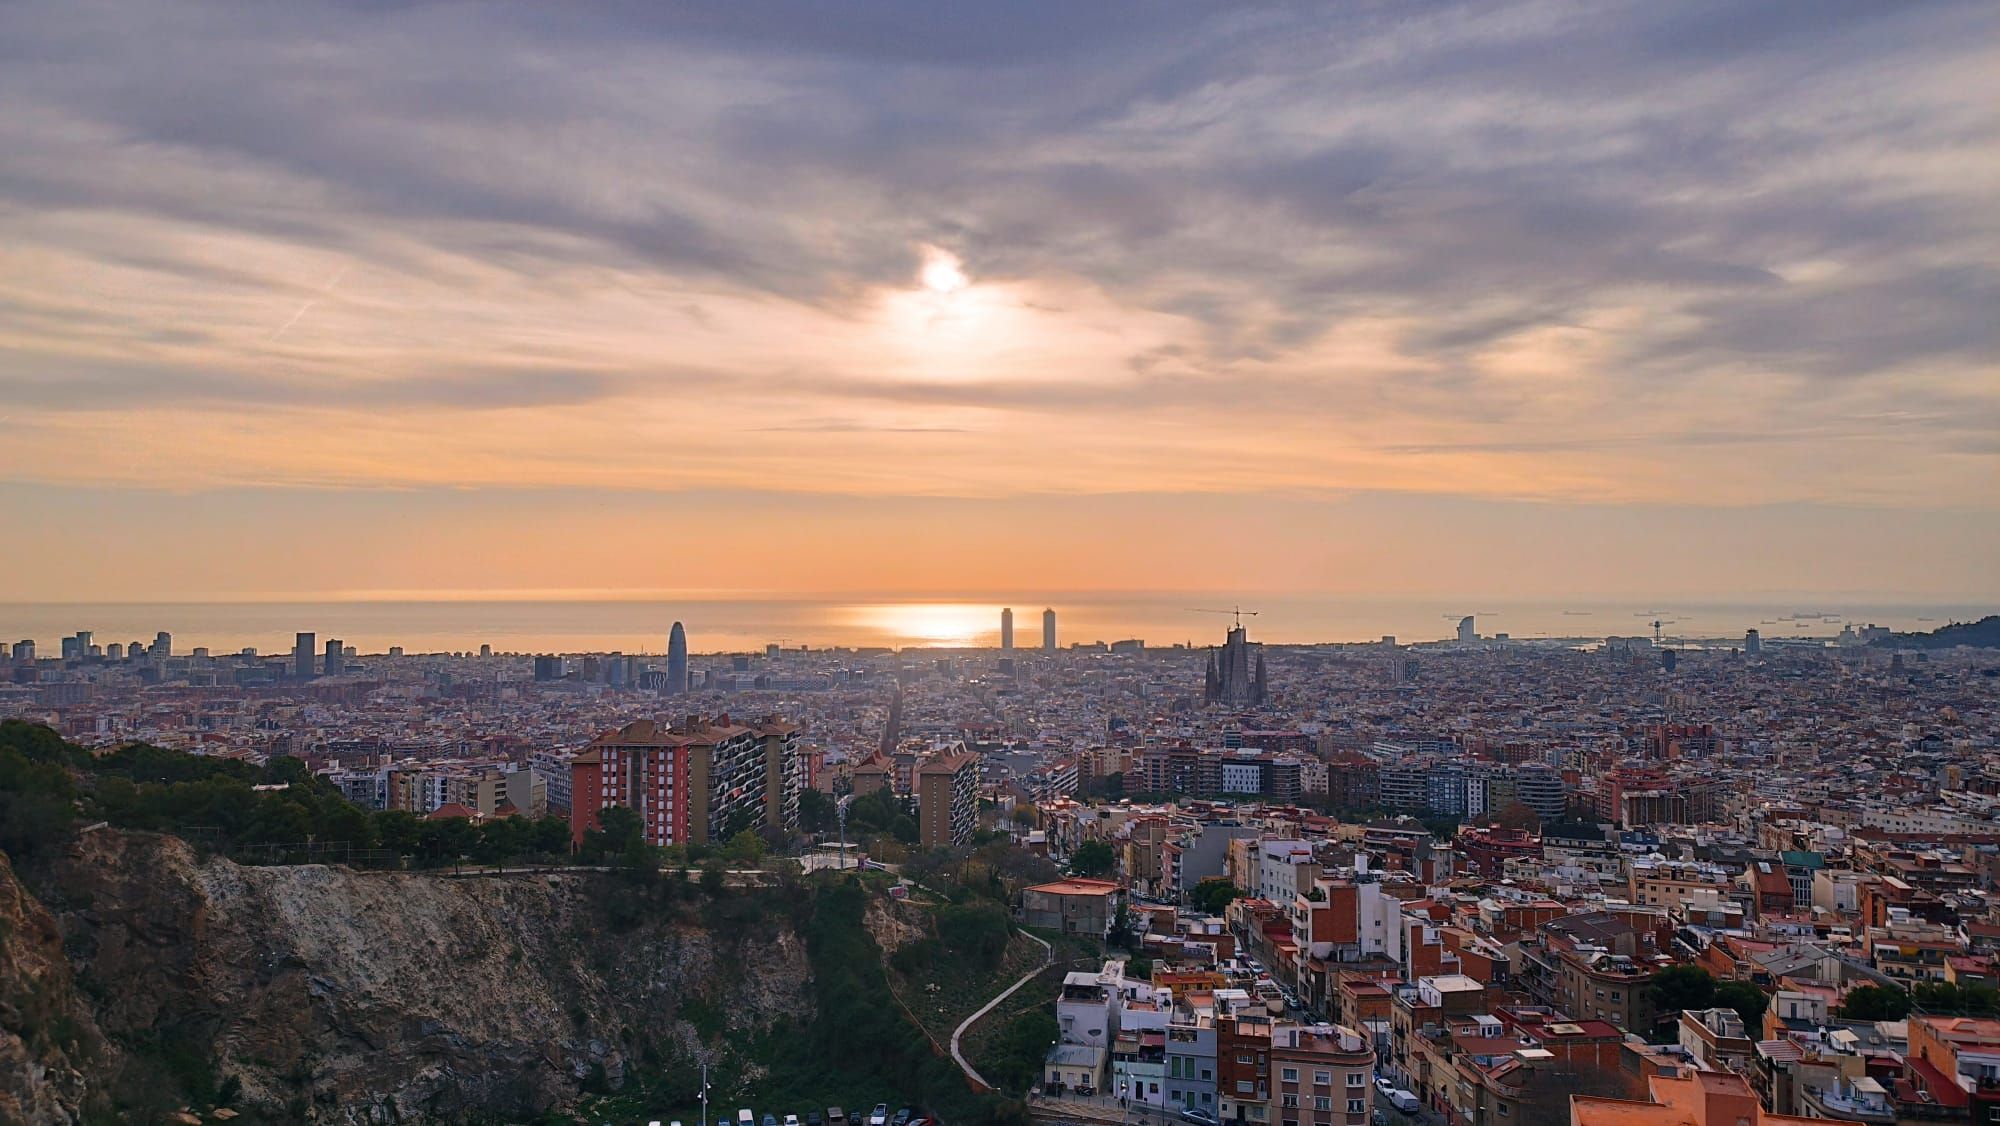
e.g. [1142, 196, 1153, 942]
[949, 929, 1054, 1091]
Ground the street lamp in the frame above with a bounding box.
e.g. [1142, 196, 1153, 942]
[699, 1060, 710, 1126]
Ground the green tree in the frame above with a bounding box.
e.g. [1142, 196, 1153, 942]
[1110, 899, 1136, 948]
[1189, 878, 1240, 915]
[319, 801, 376, 851]
[938, 899, 1013, 970]
[374, 810, 423, 857]
[581, 804, 642, 860]
[1068, 839, 1116, 878]
[981, 1007, 1059, 1093]
[1713, 979, 1769, 1033]
[0, 722, 81, 859]
[1914, 981, 2000, 1016]
[619, 833, 659, 876]
[472, 817, 527, 865]
[261, 755, 311, 786]
[1647, 964, 1716, 1019]
[418, 816, 477, 866]
[845, 788, 919, 844]
[245, 797, 313, 849]
[527, 815, 572, 858]
[798, 787, 836, 833]
[1840, 985, 1912, 1021]
[722, 828, 768, 866]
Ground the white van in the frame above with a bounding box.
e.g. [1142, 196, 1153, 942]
[739, 1110, 756, 1126]
[1388, 1090, 1421, 1112]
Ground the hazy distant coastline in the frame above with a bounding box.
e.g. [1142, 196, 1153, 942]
[2, 597, 1986, 656]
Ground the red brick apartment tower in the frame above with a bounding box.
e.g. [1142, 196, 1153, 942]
[569, 719, 691, 848]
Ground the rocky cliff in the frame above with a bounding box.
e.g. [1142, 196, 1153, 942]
[0, 831, 813, 1124]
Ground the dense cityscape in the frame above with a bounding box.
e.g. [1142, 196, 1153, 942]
[5, 607, 1999, 1125]
[5, 1, 1996, 1123]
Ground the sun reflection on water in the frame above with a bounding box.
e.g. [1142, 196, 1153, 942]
[840, 603, 1002, 647]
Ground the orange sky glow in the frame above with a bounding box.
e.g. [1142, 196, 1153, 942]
[1, 2, 1994, 603]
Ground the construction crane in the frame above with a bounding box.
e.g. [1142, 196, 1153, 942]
[1186, 606, 1259, 628]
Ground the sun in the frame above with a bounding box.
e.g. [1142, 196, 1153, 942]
[919, 246, 968, 295]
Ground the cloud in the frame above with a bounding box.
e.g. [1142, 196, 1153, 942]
[0, 0, 1992, 509]
[0, 353, 658, 412]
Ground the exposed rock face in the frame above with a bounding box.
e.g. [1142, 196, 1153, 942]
[0, 849, 100, 1125]
[864, 894, 931, 955]
[0, 832, 812, 1124]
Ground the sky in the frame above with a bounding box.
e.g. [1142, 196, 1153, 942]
[1, 1, 1996, 602]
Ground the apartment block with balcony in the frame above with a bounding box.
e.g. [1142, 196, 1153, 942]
[1268, 1023, 1373, 1126]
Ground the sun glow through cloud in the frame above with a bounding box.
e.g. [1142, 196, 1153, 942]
[0, 1, 1993, 601]
[919, 246, 969, 295]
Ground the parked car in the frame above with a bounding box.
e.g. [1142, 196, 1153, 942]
[763, 1114, 778, 1126]
[1179, 1109, 1218, 1126]
[825, 1108, 845, 1126]
[738, 1110, 755, 1126]
[868, 1104, 889, 1126]
[785, 1115, 801, 1126]
[1374, 1077, 1394, 1094]
[1387, 1089, 1421, 1113]
[808, 1112, 823, 1126]
[892, 1109, 910, 1126]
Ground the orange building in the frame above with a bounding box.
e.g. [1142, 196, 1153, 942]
[1571, 1070, 1855, 1126]
[1904, 1015, 2000, 1115]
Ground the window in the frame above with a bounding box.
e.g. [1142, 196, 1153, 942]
[1313, 1096, 1331, 1111]
[1315, 1071, 1333, 1086]
[1239, 1054, 1254, 1065]
[1346, 1073, 1364, 1087]
[1347, 1099, 1365, 1114]
[1238, 1081, 1253, 1095]
[1497, 1105, 1509, 1117]
[1282, 1068, 1299, 1083]
[1610, 991, 1622, 1001]
[1280, 1095, 1298, 1109]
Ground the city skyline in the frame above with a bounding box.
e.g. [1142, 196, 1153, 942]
[10, 597, 1984, 661]
[5, 6, 2000, 1124]
[2, 1, 1996, 604]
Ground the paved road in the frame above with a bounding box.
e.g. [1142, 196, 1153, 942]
[1373, 1089, 1447, 1126]
[950, 929, 1055, 1090]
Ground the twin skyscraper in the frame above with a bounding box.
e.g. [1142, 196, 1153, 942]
[999, 607, 1056, 651]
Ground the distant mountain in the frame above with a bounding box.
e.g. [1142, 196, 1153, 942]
[1872, 615, 2000, 649]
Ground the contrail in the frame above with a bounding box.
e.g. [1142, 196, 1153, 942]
[268, 300, 318, 341]
[268, 264, 348, 342]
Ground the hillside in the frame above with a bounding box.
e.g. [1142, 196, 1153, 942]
[0, 828, 819, 1123]
[1872, 614, 2000, 649]
[0, 722, 1020, 1125]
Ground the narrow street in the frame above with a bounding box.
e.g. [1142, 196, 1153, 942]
[1373, 1089, 1447, 1126]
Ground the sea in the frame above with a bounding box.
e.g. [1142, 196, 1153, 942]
[0, 596, 1986, 656]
